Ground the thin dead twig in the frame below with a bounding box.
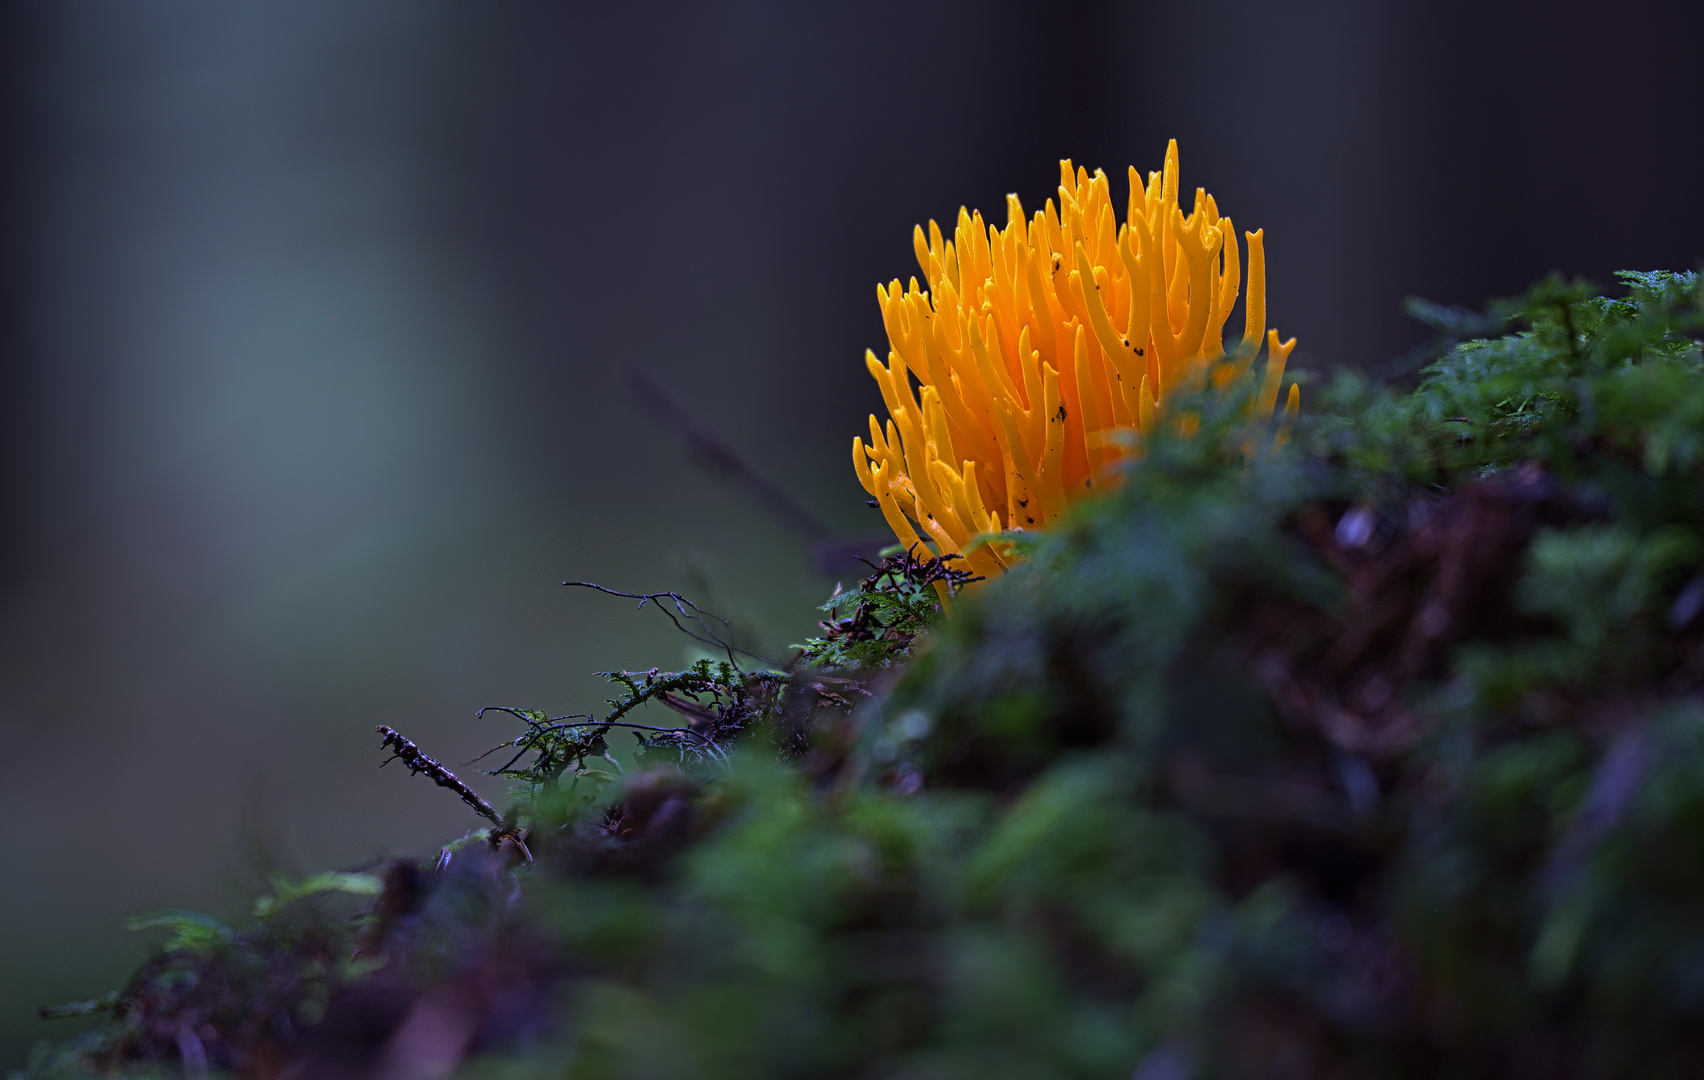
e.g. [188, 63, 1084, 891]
[562, 581, 769, 667]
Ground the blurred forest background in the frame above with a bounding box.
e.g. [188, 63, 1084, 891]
[0, 0, 1699, 1068]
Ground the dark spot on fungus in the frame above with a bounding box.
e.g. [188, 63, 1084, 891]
[1055, 405, 1067, 422]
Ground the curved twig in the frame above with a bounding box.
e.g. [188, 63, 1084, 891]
[562, 581, 770, 667]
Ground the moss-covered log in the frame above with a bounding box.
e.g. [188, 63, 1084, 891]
[18, 271, 1704, 1079]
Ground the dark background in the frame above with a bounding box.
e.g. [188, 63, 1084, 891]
[0, 0, 1698, 1066]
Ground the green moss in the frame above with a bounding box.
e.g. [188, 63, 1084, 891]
[19, 269, 1704, 1080]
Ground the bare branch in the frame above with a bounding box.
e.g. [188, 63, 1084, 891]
[377, 725, 504, 828]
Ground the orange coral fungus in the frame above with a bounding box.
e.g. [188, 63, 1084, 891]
[853, 141, 1299, 579]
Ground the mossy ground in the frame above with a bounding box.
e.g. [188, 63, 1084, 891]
[17, 271, 1704, 1079]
